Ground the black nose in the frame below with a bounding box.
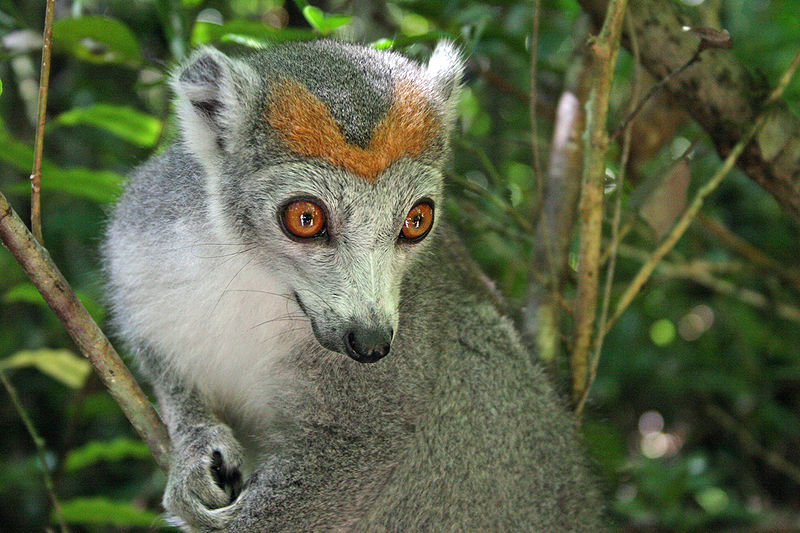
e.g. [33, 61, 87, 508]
[344, 327, 393, 363]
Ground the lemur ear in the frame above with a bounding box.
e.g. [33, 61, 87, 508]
[172, 47, 255, 161]
[427, 41, 464, 103]
[426, 41, 464, 130]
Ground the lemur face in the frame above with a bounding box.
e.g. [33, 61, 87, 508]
[173, 40, 462, 362]
[243, 158, 443, 362]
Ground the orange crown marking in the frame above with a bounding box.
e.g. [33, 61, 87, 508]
[266, 78, 438, 182]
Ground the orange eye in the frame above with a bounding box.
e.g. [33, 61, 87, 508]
[401, 202, 434, 242]
[283, 200, 326, 239]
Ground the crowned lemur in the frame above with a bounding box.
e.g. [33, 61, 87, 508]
[103, 40, 604, 531]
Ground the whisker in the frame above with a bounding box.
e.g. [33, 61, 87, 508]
[222, 289, 295, 301]
[210, 256, 255, 316]
[294, 287, 336, 313]
[249, 314, 307, 330]
[163, 241, 258, 252]
[260, 326, 308, 345]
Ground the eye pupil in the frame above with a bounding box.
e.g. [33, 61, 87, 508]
[300, 212, 314, 226]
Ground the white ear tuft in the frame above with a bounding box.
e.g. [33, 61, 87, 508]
[427, 40, 465, 101]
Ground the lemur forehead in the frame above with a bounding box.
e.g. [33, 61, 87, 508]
[266, 78, 439, 182]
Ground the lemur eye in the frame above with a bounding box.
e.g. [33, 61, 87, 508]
[400, 202, 434, 242]
[282, 200, 326, 240]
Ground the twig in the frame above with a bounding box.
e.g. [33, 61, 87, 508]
[605, 44, 800, 335]
[530, 0, 543, 187]
[697, 213, 800, 293]
[706, 405, 800, 485]
[454, 138, 503, 188]
[616, 244, 800, 323]
[599, 220, 632, 265]
[523, 31, 591, 362]
[0, 192, 171, 471]
[569, 0, 628, 408]
[1, 371, 69, 533]
[30, 0, 55, 244]
[446, 171, 535, 233]
[610, 48, 701, 141]
[575, 12, 640, 417]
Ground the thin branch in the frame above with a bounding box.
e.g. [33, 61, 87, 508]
[605, 44, 800, 334]
[575, 12, 640, 417]
[454, 138, 503, 188]
[0, 192, 171, 471]
[569, 0, 628, 409]
[30, 0, 55, 244]
[446, 171, 535, 233]
[706, 405, 800, 486]
[616, 244, 800, 324]
[610, 48, 701, 141]
[523, 20, 591, 363]
[530, 0, 543, 187]
[697, 213, 800, 293]
[1, 371, 69, 533]
[599, 219, 632, 265]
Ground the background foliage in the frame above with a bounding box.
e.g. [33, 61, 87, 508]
[1, 0, 799, 531]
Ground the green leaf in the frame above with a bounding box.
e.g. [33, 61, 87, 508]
[323, 14, 351, 32]
[6, 167, 124, 204]
[302, 6, 325, 32]
[0, 127, 125, 203]
[191, 20, 313, 46]
[371, 38, 394, 50]
[52, 104, 162, 148]
[301, 6, 350, 35]
[1, 349, 91, 389]
[53, 16, 142, 66]
[0, 78, 3, 96]
[65, 437, 151, 471]
[58, 497, 165, 526]
[3, 282, 106, 323]
[2, 283, 46, 306]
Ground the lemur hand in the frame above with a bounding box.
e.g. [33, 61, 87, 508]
[163, 423, 244, 531]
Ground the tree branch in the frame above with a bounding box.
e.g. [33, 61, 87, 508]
[30, 0, 55, 244]
[697, 213, 800, 293]
[0, 192, 171, 471]
[605, 44, 800, 333]
[579, 0, 800, 224]
[616, 244, 800, 324]
[576, 12, 642, 417]
[1, 371, 69, 533]
[523, 20, 591, 363]
[530, 0, 543, 186]
[570, 0, 628, 408]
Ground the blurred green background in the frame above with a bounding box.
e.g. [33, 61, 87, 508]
[1, 0, 799, 531]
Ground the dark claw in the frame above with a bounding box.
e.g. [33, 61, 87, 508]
[210, 450, 243, 503]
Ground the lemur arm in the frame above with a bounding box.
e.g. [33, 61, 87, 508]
[139, 352, 245, 531]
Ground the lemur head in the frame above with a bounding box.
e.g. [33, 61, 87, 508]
[173, 40, 463, 363]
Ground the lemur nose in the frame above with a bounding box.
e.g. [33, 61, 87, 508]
[344, 327, 393, 363]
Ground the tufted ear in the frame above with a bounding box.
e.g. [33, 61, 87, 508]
[426, 41, 465, 133]
[171, 47, 255, 166]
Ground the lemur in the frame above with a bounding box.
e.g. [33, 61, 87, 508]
[103, 40, 604, 531]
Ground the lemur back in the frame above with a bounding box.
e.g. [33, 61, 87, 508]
[103, 40, 604, 531]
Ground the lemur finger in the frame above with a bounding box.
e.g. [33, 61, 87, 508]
[210, 449, 243, 503]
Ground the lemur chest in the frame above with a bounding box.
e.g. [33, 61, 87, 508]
[143, 245, 312, 425]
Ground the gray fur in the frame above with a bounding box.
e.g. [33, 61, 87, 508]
[103, 40, 604, 531]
